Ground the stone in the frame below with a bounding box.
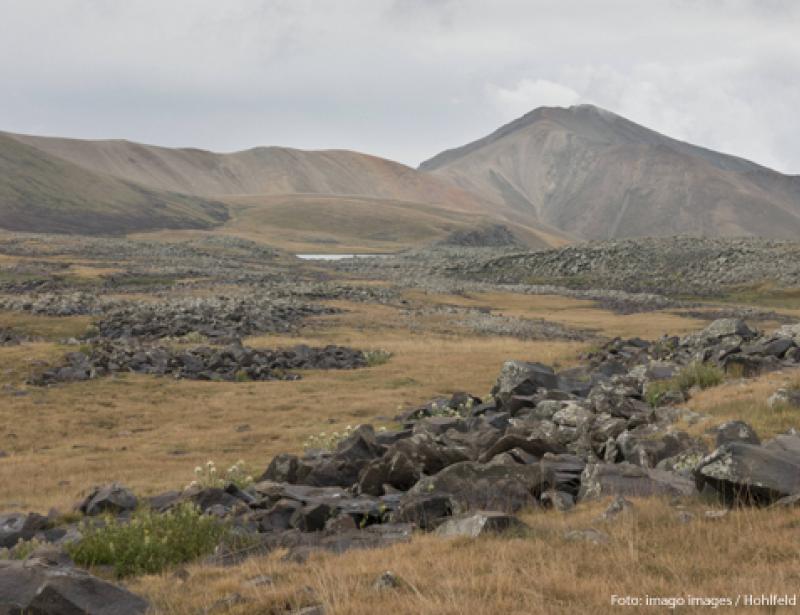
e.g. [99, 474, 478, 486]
[260, 453, 310, 484]
[772, 493, 800, 508]
[694, 441, 800, 504]
[768, 388, 800, 410]
[434, 511, 528, 538]
[407, 461, 548, 514]
[578, 462, 695, 501]
[617, 426, 697, 468]
[598, 495, 633, 521]
[699, 319, 755, 340]
[492, 361, 559, 410]
[77, 483, 137, 516]
[304, 425, 385, 488]
[0, 513, 48, 549]
[391, 494, 453, 530]
[290, 503, 333, 532]
[477, 434, 565, 464]
[257, 499, 304, 533]
[0, 557, 149, 614]
[539, 490, 575, 511]
[711, 421, 760, 447]
[357, 450, 419, 496]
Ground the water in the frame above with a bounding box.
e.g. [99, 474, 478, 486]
[295, 253, 390, 261]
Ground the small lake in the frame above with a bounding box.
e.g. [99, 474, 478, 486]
[295, 253, 391, 261]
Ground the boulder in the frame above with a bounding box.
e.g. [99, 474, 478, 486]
[477, 433, 565, 464]
[0, 557, 149, 614]
[699, 319, 755, 340]
[616, 426, 697, 468]
[0, 513, 48, 549]
[260, 453, 311, 484]
[694, 441, 800, 504]
[357, 451, 419, 496]
[768, 388, 800, 409]
[407, 461, 548, 514]
[304, 425, 385, 487]
[256, 499, 304, 533]
[492, 361, 559, 410]
[578, 462, 695, 501]
[434, 511, 528, 538]
[391, 494, 453, 530]
[711, 421, 760, 447]
[77, 483, 137, 516]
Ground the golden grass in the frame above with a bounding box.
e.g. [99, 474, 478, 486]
[687, 370, 800, 440]
[0, 300, 584, 513]
[129, 498, 800, 614]
[0, 310, 92, 340]
[402, 290, 706, 339]
[2, 289, 799, 613]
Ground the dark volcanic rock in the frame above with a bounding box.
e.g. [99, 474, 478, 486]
[694, 437, 800, 504]
[407, 461, 548, 514]
[31, 341, 367, 385]
[434, 511, 528, 537]
[0, 557, 149, 615]
[77, 483, 138, 516]
[578, 462, 695, 501]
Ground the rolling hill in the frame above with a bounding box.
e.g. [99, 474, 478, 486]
[5, 132, 568, 249]
[419, 104, 800, 240]
[0, 133, 228, 235]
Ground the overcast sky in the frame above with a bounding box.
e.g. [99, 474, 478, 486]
[2, 0, 799, 171]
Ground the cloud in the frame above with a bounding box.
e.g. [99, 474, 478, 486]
[0, 0, 798, 170]
[486, 79, 581, 118]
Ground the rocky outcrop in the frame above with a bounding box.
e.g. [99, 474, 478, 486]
[694, 433, 800, 504]
[30, 341, 367, 385]
[0, 557, 149, 615]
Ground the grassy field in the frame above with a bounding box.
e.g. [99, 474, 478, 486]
[1, 287, 799, 613]
[127, 497, 800, 614]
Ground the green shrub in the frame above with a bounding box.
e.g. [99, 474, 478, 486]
[67, 503, 225, 577]
[676, 362, 724, 390]
[303, 424, 387, 452]
[646, 362, 724, 407]
[0, 537, 46, 561]
[364, 349, 393, 367]
[187, 460, 254, 490]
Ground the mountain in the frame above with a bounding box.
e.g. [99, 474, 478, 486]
[419, 104, 800, 240]
[0, 133, 228, 235]
[6, 132, 568, 249]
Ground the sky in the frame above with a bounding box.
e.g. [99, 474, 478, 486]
[2, 0, 799, 172]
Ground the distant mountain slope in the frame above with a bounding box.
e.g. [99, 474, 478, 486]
[0, 133, 228, 235]
[10, 133, 490, 213]
[419, 104, 800, 240]
[8, 131, 571, 248]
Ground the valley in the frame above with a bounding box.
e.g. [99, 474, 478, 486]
[1, 230, 799, 613]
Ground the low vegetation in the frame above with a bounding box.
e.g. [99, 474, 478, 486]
[186, 460, 254, 491]
[645, 362, 724, 406]
[67, 503, 227, 578]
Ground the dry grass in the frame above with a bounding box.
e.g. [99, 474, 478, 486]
[129, 498, 800, 614]
[687, 370, 800, 440]
[0, 311, 92, 340]
[0, 300, 583, 513]
[2, 290, 799, 613]
[402, 290, 706, 339]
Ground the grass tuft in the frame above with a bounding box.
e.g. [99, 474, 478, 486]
[646, 362, 725, 407]
[67, 503, 226, 577]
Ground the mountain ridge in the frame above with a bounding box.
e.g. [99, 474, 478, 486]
[418, 104, 800, 240]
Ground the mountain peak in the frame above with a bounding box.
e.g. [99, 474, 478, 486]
[419, 105, 800, 241]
